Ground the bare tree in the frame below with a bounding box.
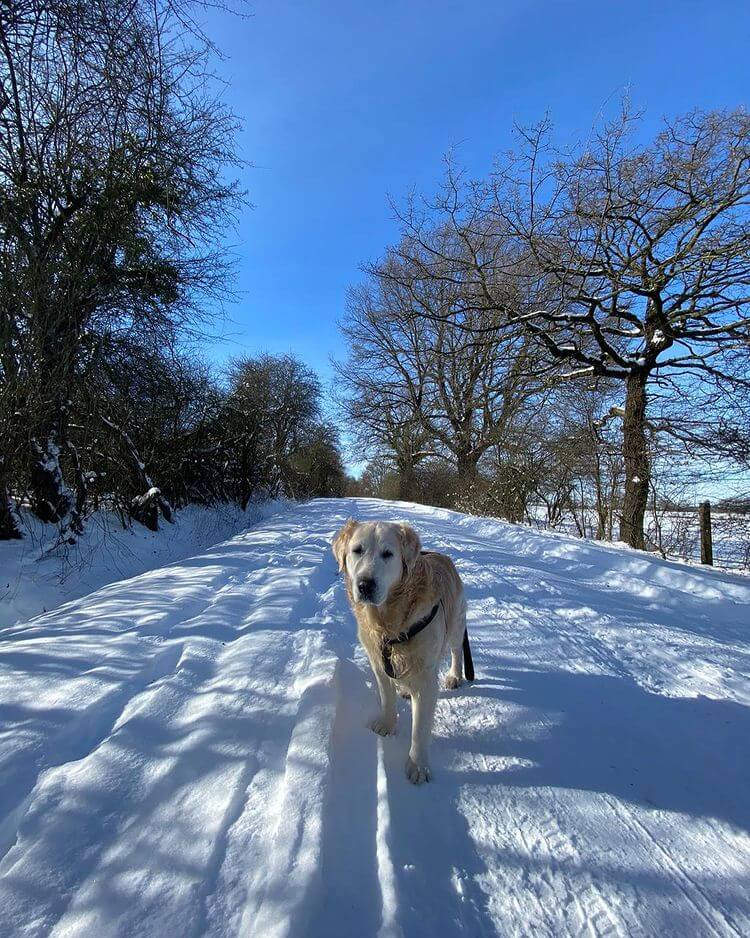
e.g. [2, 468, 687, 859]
[337, 250, 548, 490]
[390, 108, 750, 548]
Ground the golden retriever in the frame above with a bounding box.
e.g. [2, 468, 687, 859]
[332, 519, 473, 784]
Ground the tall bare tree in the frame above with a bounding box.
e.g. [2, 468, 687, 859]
[337, 249, 547, 488]
[390, 108, 750, 548]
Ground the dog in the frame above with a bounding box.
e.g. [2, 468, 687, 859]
[332, 519, 473, 784]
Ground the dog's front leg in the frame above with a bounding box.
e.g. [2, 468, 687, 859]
[369, 663, 398, 736]
[406, 668, 438, 784]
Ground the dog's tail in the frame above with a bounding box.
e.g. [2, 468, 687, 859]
[462, 628, 475, 682]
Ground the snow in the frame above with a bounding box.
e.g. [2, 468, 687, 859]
[525, 504, 750, 570]
[0, 497, 748, 937]
[0, 502, 280, 628]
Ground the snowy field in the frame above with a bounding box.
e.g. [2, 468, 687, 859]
[0, 497, 748, 937]
[525, 505, 750, 571]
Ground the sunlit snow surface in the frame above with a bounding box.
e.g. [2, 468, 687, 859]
[0, 498, 748, 937]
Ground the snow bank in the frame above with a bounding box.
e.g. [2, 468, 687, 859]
[0, 502, 284, 628]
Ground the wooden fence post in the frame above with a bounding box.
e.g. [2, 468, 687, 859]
[699, 501, 713, 566]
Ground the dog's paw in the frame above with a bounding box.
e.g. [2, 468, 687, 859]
[405, 756, 432, 784]
[444, 673, 462, 690]
[369, 715, 396, 736]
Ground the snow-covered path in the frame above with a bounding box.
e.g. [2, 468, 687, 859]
[0, 498, 748, 937]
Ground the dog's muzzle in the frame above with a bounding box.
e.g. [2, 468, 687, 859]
[356, 577, 377, 603]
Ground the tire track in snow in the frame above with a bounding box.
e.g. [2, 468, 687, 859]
[0, 638, 184, 866]
[202, 526, 348, 938]
[199, 633, 328, 938]
[512, 804, 627, 938]
[238, 659, 340, 938]
[374, 738, 403, 938]
[198, 632, 330, 936]
[0, 519, 344, 938]
[600, 793, 747, 938]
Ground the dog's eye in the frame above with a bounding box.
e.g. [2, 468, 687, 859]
[352, 545, 363, 555]
[381, 550, 393, 560]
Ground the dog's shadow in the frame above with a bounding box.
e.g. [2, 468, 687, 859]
[306, 659, 384, 938]
[307, 658, 497, 938]
[380, 699, 499, 938]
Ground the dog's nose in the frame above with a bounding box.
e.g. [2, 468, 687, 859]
[357, 577, 376, 600]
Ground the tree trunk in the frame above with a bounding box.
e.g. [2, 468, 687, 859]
[0, 484, 22, 539]
[456, 450, 479, 483]
[397, 460, 417, 501]
[619, 371, 650, 550]
[595, 504, 606, 540]
[593, 454, 607, 539]
[101, 416, 172, 528]
[131, 488, 161, 532]
[29, 424, 72, 524]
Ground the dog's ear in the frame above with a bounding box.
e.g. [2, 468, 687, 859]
[332, 519, 358, 573]
[398, 523, 421, 575]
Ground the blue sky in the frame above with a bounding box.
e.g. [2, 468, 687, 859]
[200, 0, 749, 390]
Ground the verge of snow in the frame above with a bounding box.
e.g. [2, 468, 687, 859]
[0, 501, 285, 627]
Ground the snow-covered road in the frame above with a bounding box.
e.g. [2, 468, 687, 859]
[0, 498, 748, 937]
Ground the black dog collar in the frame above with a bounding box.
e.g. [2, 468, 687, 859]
[381, 602, 440, 679]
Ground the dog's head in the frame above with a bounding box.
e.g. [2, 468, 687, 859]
[332, 519, 421, 606]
